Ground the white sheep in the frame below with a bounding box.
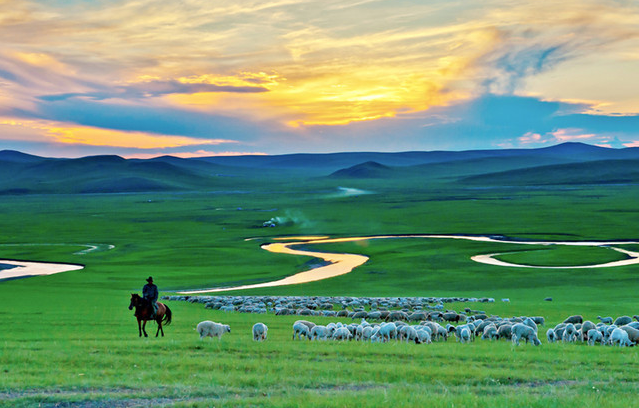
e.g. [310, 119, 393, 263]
[292, 321, 311, 340]
[511, 323, 541, 346]
[333, 326, 352, 341]
[400, 325, 419, 343]
[562, 323, 577, 343]
[546, 328, 556, 343]
[196, 320, 231, 340]
[310, 325, 330, 341]
[252, 322, 268, 341]
[481, 324, 498, 341]
[378, 322, 398, 342]
[523, 317, 538, 333]
[609, 327, 633, 347]
[587, 329, 603, 346]
[361, 326, 374, 342]
[459, 326, 471, 343]
[415, 329, 432, 344]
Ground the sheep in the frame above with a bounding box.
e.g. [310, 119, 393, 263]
[196, 320, 231, 340]
[458, 327, 471, 343]
[563, 315, 583, 325]
[361, 326, 374, 342]
[614, 316, 633, 326]
[562, 323, 577, 343]
[481, 324, 498, 341]
[400, 325, 419, 343]
[634, 315, 639, 322]
[546, 328, 556, 343]
[252, 322, 268, 341]
[587, 329, 603, 346]
[310, 325, 330, 341]
[511, 323, 541, 346]
[523, 318, 538, 333]
[609, 328, 633, 347]
[597, 316, 613, 325]
[530, 316, 545, 326]
[580, 321, 596, 341]
[415, 329, 432, 344]
[292, 321, 311, 340]
[496, 324, 513, 340]
[619, 325, 639, 344]
[378, 322, 398, 342]
[333, 327, 353, 341]
[294, 320, 316, 330]
[385, 311, 409, 322]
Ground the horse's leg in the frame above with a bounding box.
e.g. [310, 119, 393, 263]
[156, 320, 163, 337]
[137, 318, 142, 337]
[142, 320, 148, 337]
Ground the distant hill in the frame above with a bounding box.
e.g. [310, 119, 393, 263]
[3, 143, 639, 194]
[460, 159, 639, 186]
[197, 142, 639, 173]
[0, 154, 233, 194]
[329, 161, 395, 179]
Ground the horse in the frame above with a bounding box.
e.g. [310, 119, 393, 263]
[128, 293, 172, 337]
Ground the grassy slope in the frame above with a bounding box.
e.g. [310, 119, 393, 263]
[1, 173, 639, 406]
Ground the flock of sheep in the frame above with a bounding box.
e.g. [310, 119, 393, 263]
[174, 295, 639, 347]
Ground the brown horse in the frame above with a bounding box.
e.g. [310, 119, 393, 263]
[128, 293, 172, 337]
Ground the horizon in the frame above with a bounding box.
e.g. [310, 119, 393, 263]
[1, 1, 639, 158]
[0, 141, 624, 160]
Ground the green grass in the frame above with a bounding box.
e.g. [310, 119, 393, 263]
[1, 177, 639, 406]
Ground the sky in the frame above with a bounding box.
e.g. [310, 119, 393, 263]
[1, 0, 639, 158]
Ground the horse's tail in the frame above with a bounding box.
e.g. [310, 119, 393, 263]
[162, 304, 172, 327]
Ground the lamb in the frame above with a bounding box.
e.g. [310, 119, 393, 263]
[597, 316, 613, 324]
[196, 320, 231, 340]
[563, 315, 583, 325]
[587, 329, 603, 346]
[614, 316, 632, 326]
[530, 316, 545, 326]
[292, 321, 311, 340]
[252, 322, 268, 341]
[609, 327, 633, 347]
[511, 323, 541, 346]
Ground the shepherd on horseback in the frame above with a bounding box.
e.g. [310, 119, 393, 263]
[142, 276, 158, 319]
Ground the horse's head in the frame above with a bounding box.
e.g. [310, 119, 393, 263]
[129, 293, 141, 310]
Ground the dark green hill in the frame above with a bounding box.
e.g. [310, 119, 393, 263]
[0, 155, 223, 194]
[460, 159, 639, 186]
[328, 161, 395, 178]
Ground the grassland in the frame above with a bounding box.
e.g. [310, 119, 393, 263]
[1, 167, 639, 406]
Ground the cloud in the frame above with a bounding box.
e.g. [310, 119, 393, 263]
[38, 80, 268, 102]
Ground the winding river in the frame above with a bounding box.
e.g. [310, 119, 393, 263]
[177, 235, 639, 294]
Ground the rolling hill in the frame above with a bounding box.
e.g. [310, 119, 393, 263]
[2, 142, 639, 194]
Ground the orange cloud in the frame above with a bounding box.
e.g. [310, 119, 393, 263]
[0, 118, 236, 149]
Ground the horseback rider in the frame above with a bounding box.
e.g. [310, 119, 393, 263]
[142, 276, 158, 319]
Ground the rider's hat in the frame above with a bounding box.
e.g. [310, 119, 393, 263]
[146, 276, 153, 283]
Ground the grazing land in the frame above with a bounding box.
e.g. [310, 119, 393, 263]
[1, 143, 639, 407]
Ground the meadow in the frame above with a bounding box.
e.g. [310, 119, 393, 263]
[1, 169, 639, 407]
